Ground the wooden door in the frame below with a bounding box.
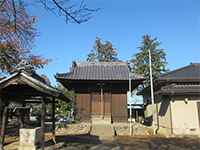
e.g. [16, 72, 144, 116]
[104, 93, 111, 117]
[91, 92, 112, 118]
[91, 93, 101, 117]
[112, 93, 128, 122]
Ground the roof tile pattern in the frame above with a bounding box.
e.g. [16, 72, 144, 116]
[159, 63, 200, 80]
[56, 62, 143, 81]
[156, 83, 200, 95]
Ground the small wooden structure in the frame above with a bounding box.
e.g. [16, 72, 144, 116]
[56, 61, 144, 123]
[0, 70, 68, 150]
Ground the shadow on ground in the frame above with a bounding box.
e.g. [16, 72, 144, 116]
[45, 134, 102, 149]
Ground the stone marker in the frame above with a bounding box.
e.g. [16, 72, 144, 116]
[19, 127, 42, 150]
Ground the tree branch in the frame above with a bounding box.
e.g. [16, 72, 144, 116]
[0, 0, 6, 9]
[51, 0, 81, 24]
[11, 0, 17, 31]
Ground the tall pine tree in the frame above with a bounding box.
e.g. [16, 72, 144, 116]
[130, 35, 168, 87]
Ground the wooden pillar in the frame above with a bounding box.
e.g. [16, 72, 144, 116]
[100, 86, 104, 119]
[0, 106, 8, 150]
[52, 98, 56, 144]
[19, 103, 25, 128]
[19, 114, 24, 128]
[136, 109, 138, 122]
[0, 96, 2, 124]
[41, 98, 46, 150]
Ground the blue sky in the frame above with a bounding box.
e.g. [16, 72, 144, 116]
[30, 0, 200, 84]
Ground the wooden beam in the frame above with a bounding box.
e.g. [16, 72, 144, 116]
[0, 96, 2, 125]
[52, 98, 56, 144]
[0, 106, 8, 150]
[41, 98, 46, 150]
[24, 99, 58, 104]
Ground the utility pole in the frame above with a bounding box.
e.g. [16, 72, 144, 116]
[128, 64, 133, 136]
[148, 49, 156, 134]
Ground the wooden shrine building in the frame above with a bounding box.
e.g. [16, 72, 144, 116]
[56, 61, 144, 123]
[0, 70, 68, 150]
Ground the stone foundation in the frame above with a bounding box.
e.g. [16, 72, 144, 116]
[113, 122, 153, 136]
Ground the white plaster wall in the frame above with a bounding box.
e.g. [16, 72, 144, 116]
[171, 99, 200, 135]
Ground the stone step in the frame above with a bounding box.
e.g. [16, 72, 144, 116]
[91, 117, 111, 124]
[90, 124, 115, 137]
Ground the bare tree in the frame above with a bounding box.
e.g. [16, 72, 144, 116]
[0, 0, 97, 73]
[0, 0, 36, 51]
[0, 0, 97, 24]
[0, 0, 48, 73]
[38, 0, 97, 24]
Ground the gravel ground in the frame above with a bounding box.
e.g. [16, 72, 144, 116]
[3, 123, 200, 150]
[4, 135, 200, 150]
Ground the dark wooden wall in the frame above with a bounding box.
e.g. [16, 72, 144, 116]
[75, 93, 91, 121]
[75, 92, 128, 122]
[111, 93, 128, 122]
[91, 93, 101, 116]
[104, 93, 111, 116]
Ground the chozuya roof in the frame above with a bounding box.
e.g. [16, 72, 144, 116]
[56, 61, 144, 81]
[0, 77, 5, 81]
[0, 71, 64, 98]
[158, 63, 200, 82]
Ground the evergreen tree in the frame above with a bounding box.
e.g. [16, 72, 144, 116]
[130, 35, 168, 87]
[87, 37, 118, 62]
[55, 84, 74, 117]
[86, 50, 97, 62]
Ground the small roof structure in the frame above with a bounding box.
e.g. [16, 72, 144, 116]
[0, 70, 68, 102]
[139, 63, 200, 97]
[56, 61, 144, 81]
[0, 77, 5, 81]
[0, 70, 69, 150]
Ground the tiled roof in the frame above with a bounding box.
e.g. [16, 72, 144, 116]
[0, 77, 5, 81]
[0, 71, 69, 101]
[158, 63, 200, 81]
[155, 83, 200, 95]
[56, 61, 144, 81]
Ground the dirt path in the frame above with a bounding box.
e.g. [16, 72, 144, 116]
[115, 136, 200, 150]
[5, 135, 200, 150]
